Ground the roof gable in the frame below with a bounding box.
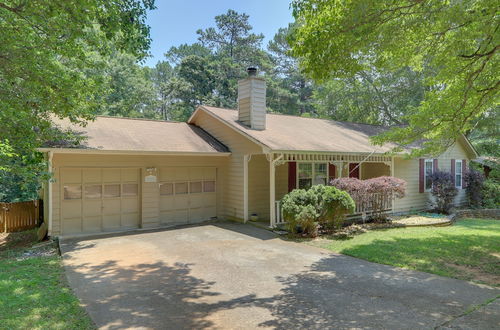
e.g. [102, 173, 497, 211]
[190, 106, 398, 154]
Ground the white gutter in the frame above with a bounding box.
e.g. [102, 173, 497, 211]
[47, 151, 53, 235]
[37, 148, 231, 156]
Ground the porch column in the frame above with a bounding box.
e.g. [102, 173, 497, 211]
[243, 154, 249, 223]
[269, 156, 276, 227]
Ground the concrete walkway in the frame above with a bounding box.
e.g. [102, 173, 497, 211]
[60, 222, 499, 329]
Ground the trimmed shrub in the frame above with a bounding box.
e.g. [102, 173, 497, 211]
[482, 179, 500, 208]
[429, 170, 458, 214]
[309, 185, 355, 230]
[281, 185, 355, 237]
[330, 176, 406, 221]
[464, 169, 485, 208]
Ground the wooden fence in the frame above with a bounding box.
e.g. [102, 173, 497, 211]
[0, 200, 41, 233]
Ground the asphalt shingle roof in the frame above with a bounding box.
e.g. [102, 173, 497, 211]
[51, 116, 229, 153]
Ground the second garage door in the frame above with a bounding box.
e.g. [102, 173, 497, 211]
[159, 167, 217, 225]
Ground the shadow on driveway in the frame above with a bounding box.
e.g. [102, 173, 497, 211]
[60, 222, 500, 329]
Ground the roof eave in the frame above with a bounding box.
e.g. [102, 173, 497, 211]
[36, 148, 231, 156]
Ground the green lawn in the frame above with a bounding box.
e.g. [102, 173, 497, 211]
[311, 218, 500, 286]
[0, 232, 94, 330]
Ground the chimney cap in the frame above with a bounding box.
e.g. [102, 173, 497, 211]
[247, 67, 257, 77]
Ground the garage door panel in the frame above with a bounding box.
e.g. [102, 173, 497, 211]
[203, 168, 216, 180]
[175, 168, 189, 181]
[159, 168, 175, 182]
[83, 169, 101, 183]
[173, 210, 189, 222]
[189, 208, 204, 223]
[121, 213, 139, 228]
[63, 218, 82, 235]
[160, 196, 175, 211]
[160, 211, 176, 224]
[103, 199, 121, 215]
[102, 168, 121, 183]
[103, 215, 121, 230]
[62, 200, 82, 219]
[121, 198, 138, 213]
[174, 196, 189, 209]
[83, 200, 101, 217]
[61, 168, 82, 183]
[189, 194, 204, 208]
[203, 193, 216, 207]
[82, 216, 101, 233]
[189, 168, 203, 180]
[205, 206, 216, 218]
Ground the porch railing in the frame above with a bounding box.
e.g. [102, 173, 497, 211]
[274, 194, 392, 225]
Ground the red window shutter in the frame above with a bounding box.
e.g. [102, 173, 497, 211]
[433, 159, 438, 171]
[419, 159, 424, 193]
[451, 159, 456, 186]
[462, 159, 467, 188]
[328, 163, 336, 184]
[349, 163, 360, 179]
[288, 162, 296, 192]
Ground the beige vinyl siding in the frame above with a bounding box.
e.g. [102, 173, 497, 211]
[360, 162, 390, 179]
[275, 163, 288, 201]
[248, 154, 270, 220]
[49, 153, 227, 236]
[190, 110, 263, 221]
[393, 141, 472, 213]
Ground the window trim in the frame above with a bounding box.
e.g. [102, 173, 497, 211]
[455, 159, 463, 189]
[296, 162, 330, 189]
[424, 159, 434, 192]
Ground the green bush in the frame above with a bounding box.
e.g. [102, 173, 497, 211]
[281, 185, 355, 237]
[482, 179, 500, 208]
[309, 185, 355, 230]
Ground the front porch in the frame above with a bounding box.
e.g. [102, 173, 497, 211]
[244, 152, 394, 227]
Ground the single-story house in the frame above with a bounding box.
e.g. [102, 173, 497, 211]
[40, 68, 478, 237]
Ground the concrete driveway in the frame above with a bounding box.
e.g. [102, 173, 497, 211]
[60, 222, 499, 329]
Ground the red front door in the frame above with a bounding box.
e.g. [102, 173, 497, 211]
[349, 163, 360, 179]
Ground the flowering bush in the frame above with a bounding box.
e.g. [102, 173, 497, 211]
[464, 169, 485, 208]
[330, 176, 406, 221]
[429, 171, 458, 214]
[281, 185, 355, 237]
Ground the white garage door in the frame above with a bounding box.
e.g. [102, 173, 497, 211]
[60, 168, 140, 236]
[159, 167, 217, 225]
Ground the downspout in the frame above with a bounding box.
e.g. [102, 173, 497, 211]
[47, 151, 53, 235]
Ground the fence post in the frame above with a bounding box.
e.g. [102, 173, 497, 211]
[3, 204, 7, 233]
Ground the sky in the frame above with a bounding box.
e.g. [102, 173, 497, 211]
[144, 0, 294, 67]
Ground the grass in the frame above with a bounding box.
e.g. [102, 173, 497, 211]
[0, 231, 94, 330]
[310, 218, 500, 286]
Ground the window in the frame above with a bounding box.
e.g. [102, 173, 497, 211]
[64, 185, 82, 200]
[314, 163, 327, 185]
[424, 159, 434, 191]
[104, 184, 121, 198]
[298, 163, 313, 189]
[203, 181, 216, 193]
[122, 183, 138, 197]
[190, 181, 202, 194]
[160, 183, 173, 196]
[455, 160, 462, 188]
[175, 182, 188, 194]
[85, 185, 101, 199]
[298, 163, 328, 189]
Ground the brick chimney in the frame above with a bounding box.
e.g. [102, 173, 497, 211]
[238, 67, 266, 130]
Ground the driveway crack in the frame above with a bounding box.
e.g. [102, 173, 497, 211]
[434, 295, 500, 329]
